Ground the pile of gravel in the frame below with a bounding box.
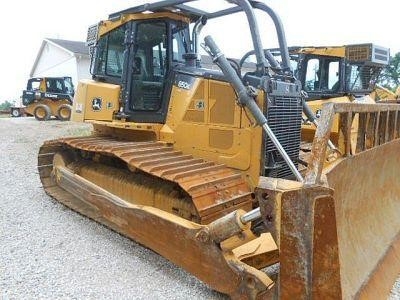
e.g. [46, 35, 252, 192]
[0, 117, 399, 299]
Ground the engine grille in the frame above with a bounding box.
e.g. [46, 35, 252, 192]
[346, 44, 389, 65]
[264, 89, 302, 179]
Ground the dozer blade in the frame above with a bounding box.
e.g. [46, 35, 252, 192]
[254, 102, 400, 299]
[305, 102, 400, 299]
[38, 140, 278, 299]
[326, 140, 400, 299]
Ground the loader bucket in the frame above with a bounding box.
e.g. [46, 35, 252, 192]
[304, 102, 400, 299]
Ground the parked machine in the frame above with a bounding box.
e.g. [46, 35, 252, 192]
[285, 44, 391, 149]
[373, 84, 400, 102]
[37, 1, 400, 298]
[15, 77, 74, 120]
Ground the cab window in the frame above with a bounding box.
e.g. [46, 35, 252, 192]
[172, 24, 189, 63]
[46, 78, 64, 93]
[304, 57, 340, 92]
[92, 25, 126, 78]
[328, 61, 339, 90]
[130, 21, 168, 111]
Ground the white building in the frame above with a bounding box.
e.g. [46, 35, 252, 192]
[30, 38, 91, 90]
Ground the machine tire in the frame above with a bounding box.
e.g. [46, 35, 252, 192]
[11, 108, 21, 117]
[56, 104, 72, 121]
[34, 104, 51, 121]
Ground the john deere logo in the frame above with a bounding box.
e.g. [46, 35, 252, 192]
[92, 97, 102, 111]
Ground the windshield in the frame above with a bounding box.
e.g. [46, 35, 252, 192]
[64, 78, 74, 94]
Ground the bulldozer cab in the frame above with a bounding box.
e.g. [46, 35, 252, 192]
[89, 16, 190, 123]
[291, 44, 390, 100]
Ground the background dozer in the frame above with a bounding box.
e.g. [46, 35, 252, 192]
[293, 44, 393, 154]
[13, 76, 74, 120]
[37, 1, 400, 298]
[242, 43, 392, 152]
[373, 84, 400, 102]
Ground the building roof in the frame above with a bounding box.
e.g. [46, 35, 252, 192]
[46, 38, 89, 56]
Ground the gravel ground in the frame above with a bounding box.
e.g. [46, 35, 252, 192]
[0, 117, 226, 299]
[0, 116, 399, 299]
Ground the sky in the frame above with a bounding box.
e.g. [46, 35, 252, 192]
[0, 0, 398, 103]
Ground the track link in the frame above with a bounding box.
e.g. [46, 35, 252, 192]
[38, 136, 253, 224]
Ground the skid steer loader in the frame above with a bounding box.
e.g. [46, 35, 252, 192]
[37, 1, 400, 298]
[18, 77, 74, 120]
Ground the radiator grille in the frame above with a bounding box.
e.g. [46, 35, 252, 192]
[264, 95, 302, 179]
[346, 44, 389, 65]
[347, 45, 370, 62]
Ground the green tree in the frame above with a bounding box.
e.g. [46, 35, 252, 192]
[378, 52, 400, 91]
[0, 100, 13, 110]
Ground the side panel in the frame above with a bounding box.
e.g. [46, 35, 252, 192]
[161, 76, 263, 187]
[72, 79, 120, 122]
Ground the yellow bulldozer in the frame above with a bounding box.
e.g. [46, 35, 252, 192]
[37, 1, 400, 298]
[12, 77, 74, 120]
[285, 44, 392, 151]
[373, 84, 400, 102]
[241, 43, 393, 152]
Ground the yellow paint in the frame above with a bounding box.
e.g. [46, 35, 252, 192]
[24, 99, 71, 117]
[76, 77, 263, 189]
[372, 85, 399, 101]
[162, 78, 263, 188]
[294, 46, 346, 58]
[71, 79, 120, 122]
[39, 79, 46, 92]
[302, 96, 351, 143]
[302, 95, 370, 155]
[91, 121, 162, 141]
[98, 12, 190, 37]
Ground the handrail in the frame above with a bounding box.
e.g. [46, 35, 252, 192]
[109, 0, 289, 72]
